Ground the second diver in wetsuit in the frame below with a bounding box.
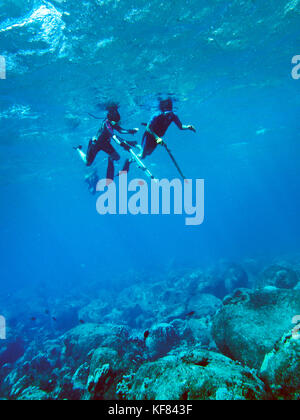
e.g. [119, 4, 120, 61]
[141, 98, 196, 158]
[123, 98, 196, 173]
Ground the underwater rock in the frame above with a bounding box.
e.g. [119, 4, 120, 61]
[0, 338, 25, 368]
[87, 364, 111, 395]
[212, 288, 300, 369]
[2, 343, 60, 399]
[160, 303, 188, 325]
[86, 347, 124, 400]
[260, 332, 300, 400]
[116, 283, 157, 314]
[117, 304, 146, 328]
[18, 386, 50, 401]
[63, 323, 130, 365]
[145, 323, 180, 361]
[169, 319, 195, 344]
[0, 323, 144, 400]
[30, 355, 52, 375]
[78, 300, 111, 324]
[117, 349, 267, 400]
[51, 305, 80, 332]
[116, 282, 169, 324]
[185, 293, 222, 318]
[27, 355, 53, 391]
[205, 261, 249, 298]
[56, 377, 83, 401]
[184, 318, 212, 348]
[258, 265, 299, 289]
[114, 281, 182, 328]
[71, 362, 90, 397]
[168, 269, 211, 298]
[114, 276, 221, 329]
[0, 363, 12, 390]
[85, 344, 146, 400]
[3, 369, 33, 400]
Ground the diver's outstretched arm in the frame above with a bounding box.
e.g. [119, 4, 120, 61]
[114, 125, 139, 135]
[173, 115, 196, 133]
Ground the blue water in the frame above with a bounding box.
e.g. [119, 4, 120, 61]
[0, 0, 300, 299]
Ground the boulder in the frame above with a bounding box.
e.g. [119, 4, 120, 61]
[205, 262, 249, 298]
[212, 288, 300, 369]
[117, 349, 267, 400]
[259, 265, 298, 289]
[71, 362, 90, 397]
[260, 332, 300, 400]
[78, 300, 111, 324]
[185, 318, 212, 348]
[18, 386, 50, 401]
[86, 347, 125, 400]
[185, 293, 222, 318]
[145, 323, 180, 361]
[63, 324, 130, 365]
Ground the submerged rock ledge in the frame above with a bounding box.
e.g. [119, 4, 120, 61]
[0, 261, 299, 400]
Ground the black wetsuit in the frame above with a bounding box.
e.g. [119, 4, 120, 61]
[142, 111, 184, 158]
[86, 119, 135, 179]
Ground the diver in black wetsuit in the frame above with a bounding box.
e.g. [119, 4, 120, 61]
[141, 98, 196, 158]
[122, 98, 196, 174]
[74, 105, 139, 180]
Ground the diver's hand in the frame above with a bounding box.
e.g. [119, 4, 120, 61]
[187, 125, 196, 133]
[129, 128, 139, 135]
[156, 137, 163, 145]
